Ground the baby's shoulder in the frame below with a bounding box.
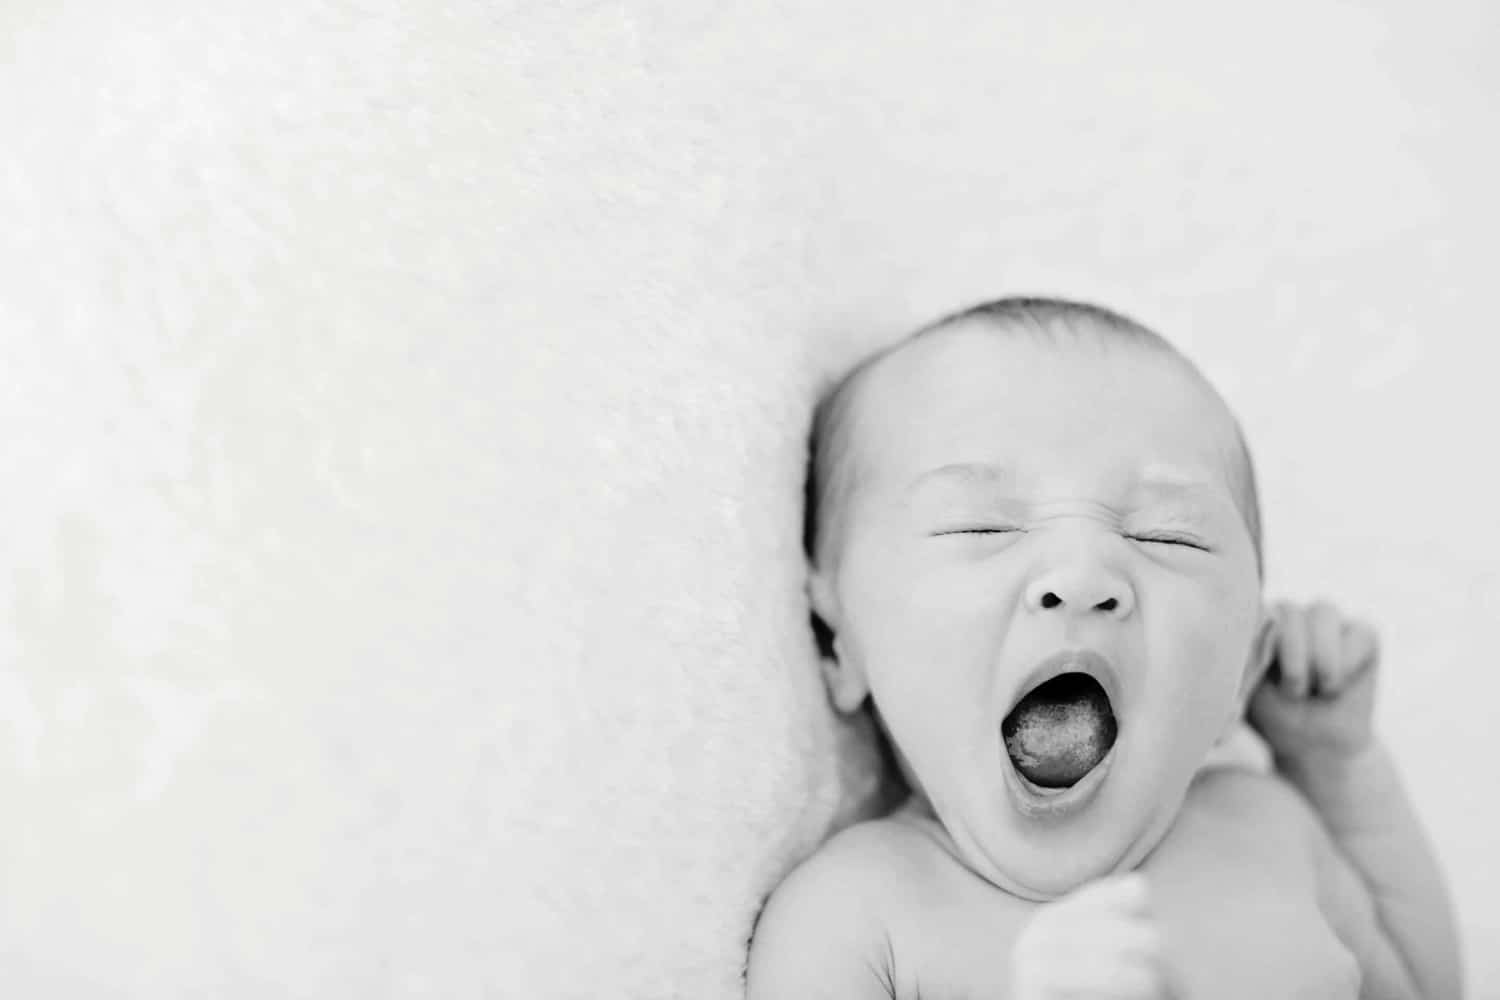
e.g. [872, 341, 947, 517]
[744, 821, 904, 998]
[823, 813, 954, 878]
[1179, 764, 1321, 855]
[745, 816, 977, 999]
[763, 814, 953, 925]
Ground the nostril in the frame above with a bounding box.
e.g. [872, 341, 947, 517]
[1040, 592, 1062, 610]
[1095, 597, 1119, 613]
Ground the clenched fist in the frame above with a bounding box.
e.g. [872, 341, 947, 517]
[1248, 600, 1379, 765]
[1012, 874, 1181, 1000]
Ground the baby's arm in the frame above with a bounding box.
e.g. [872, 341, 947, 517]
[1249, 602, 1463, 999]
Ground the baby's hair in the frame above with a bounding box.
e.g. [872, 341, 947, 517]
[803, 296, 1265, 582]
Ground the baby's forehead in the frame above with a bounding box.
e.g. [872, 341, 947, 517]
[853, 323, 1231, 445]
[838, 324, 1249, 504]
[871, 318, 1194, 396]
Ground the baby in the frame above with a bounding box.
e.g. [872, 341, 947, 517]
[747, 299, 1460, 999]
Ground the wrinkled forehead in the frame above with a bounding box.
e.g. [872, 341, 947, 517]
[847, 325, 1245, 501]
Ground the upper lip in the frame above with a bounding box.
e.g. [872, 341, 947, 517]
[1003, 648, 1123, 721]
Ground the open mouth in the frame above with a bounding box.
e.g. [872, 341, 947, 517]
[1000, 652, 1121, 816]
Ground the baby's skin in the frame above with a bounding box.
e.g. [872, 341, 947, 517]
[747, 305, 1460, 999]
[1007, 600, 1452, 999]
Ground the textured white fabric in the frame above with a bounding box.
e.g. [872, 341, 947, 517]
[2, 2, 1496, 996]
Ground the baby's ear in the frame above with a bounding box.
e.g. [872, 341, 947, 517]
[806, 566, 869, 713]
[1236, 610, 1279, 711]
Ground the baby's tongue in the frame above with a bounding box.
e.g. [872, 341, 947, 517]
[1002, 674, 1117, 788]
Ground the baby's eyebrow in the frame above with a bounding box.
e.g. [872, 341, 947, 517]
[1128, 478, 1231, 523]
[904, 462, 1015, 498]
[1135, 463, 1219, 489]
[908, 464, 1221, 495]
[903, 464, 1234, 520]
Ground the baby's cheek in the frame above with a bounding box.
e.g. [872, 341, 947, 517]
[1152, 596, 1251, 726]
[1185, 566, 1261, 646]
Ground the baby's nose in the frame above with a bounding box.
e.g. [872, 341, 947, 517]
[1024, 564, 1135, 619]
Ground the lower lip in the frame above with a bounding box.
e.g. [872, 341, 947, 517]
[1001, 741, 1116, 820]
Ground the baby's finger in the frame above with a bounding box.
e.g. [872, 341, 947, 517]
[1271, 604, 1310, 698]
[1100, 951, 1180, 1000]
[1343, 619, 1380, 676]
[1097, 921, 1163, 963]
[1040, 947, 1151, 996]
[1307, 601, 1345, 697]
[1077, 960, 1165, 1000]
[1048, 913, 1159, 954]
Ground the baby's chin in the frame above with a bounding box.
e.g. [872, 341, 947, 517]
[967, 831, 1138, 901]
[946, 769, 1188, 900]
[956, 820, 1163, 902]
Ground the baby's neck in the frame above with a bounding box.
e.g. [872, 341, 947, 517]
[889, 792, 965, 862]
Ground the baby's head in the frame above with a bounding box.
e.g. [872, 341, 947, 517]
[805, 298, 1275, 899]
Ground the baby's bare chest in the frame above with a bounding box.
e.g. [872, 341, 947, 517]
[878, 864, 1356, 1000]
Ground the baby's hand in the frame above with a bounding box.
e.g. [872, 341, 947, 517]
[1247, 600, 1379, 764]
[1011, 874, 1180, 1000]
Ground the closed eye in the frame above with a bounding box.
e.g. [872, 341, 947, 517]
[932, 527, 1023, 537]
[1127, 533, 1210, 551]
